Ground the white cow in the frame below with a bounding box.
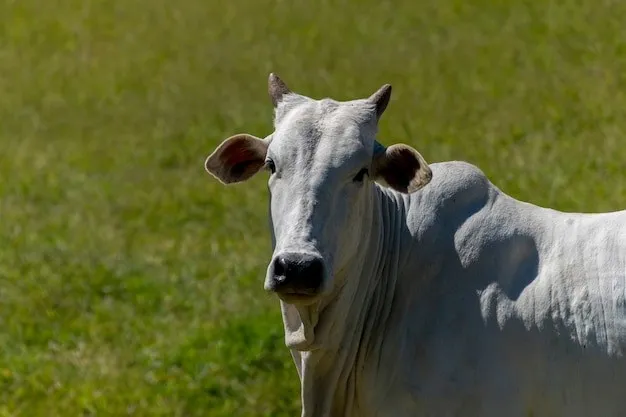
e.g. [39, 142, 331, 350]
[205, 74, 626, 417]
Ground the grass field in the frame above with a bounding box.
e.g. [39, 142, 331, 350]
[1, 0, 626, 415]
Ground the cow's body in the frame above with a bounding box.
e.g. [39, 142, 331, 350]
[284, 160, 626, 417]
[205, 75, 626, 417]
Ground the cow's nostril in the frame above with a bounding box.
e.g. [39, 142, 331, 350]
[299, 257, 323, 290]
[273, 256, 288, 278]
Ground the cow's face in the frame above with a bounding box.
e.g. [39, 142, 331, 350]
[205, 74, 431, 306]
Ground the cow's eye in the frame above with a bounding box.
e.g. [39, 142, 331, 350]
[265, 159, 276, 174]
[353, 168, 369, 183]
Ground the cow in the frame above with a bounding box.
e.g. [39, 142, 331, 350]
[204, 74, 626, 417]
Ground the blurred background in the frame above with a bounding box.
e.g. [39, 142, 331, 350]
[1, 0, 626, 415]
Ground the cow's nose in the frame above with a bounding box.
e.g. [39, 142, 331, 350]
[269, 252, 324, 295]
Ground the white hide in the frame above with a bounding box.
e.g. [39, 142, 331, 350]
[287, 161, 626, 417]
[207, 77, 626, 417]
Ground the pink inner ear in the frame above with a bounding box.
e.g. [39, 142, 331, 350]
[222, 143, 260, 166]
[377, 147, 421, 193]
[212, 136, 267, 182]
[218, 136, 265, 167]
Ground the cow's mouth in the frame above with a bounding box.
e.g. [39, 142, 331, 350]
[276, 291, 320, 306]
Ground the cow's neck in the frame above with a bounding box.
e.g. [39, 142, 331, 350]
[283, 184, 409, 417]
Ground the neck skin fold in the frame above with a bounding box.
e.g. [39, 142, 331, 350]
[280, 183, 410, 417]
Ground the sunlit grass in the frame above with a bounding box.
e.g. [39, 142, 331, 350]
[1, 0, 626, 415]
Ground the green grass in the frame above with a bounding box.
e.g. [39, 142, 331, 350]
[1, 0, 626, 415]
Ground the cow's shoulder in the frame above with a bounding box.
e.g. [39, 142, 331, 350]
[401, 161, 497, 254]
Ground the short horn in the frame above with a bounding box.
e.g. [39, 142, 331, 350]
[269, 73, 291, 107]
[368, 84, 392, 120]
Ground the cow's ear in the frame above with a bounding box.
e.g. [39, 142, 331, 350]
[372, 143, 432, 193]
[205, 134, 269, 184]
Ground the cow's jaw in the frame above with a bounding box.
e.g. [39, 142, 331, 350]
[281, 300, 320, 351]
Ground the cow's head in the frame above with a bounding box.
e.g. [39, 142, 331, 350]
[206, 74, 431, 307]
